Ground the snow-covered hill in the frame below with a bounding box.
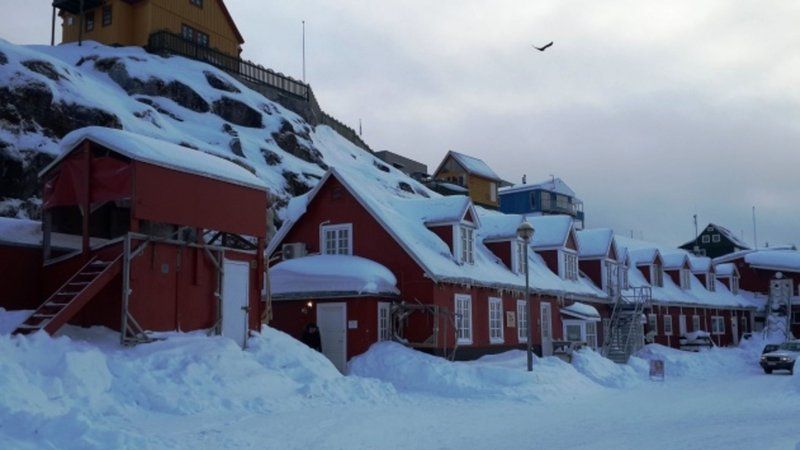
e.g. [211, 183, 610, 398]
[0, 38, 429, 226]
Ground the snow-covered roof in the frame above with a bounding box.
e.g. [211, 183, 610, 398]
[576, 228, 614, 259]
[715, 248, 800, 273]
[528, 215, 574, 250]
[478, 213, 524, 242]
[660, 251, 690, 270]
[680, 223, 751, 250]
[270, 255, 400, 298]
[500, 177, 577, 198]
[271, 168, 605, 299]
[435, 151, 504, 182]
[626, 248, 659, 266]
[561, 302, 601, 321]
[688, 256, 712, 274]
[402, 196, 476, 226]
[714, 263, 738, 277]
[43, 127, 268, 191]
[0, 217, 106, 250]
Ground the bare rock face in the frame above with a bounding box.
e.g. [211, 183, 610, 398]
[21, 60, 62, 81]
[0, 51, 7, 65]
[204, 71, 240, 93]
[95, 57, 210, 113]
[0, 148, 53, 200]
[271, 120, 327, 170]
[281, 170, 312, 196]
[212, 96, 263, 128]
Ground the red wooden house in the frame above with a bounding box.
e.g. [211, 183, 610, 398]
[267, 167, 607, 369]
[5, 126, 268, 346]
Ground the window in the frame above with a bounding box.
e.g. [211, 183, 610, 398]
[67, 16, 74, 26]
[701, 235, 710, 244]
[454, 294, 472, 344]
[320, 223, 352, 255]
[707, 274, 716, 292]
[712, 234, 721, 243]
[586, 322, 598, 349]
[692, 315, 701, 331]
[564, 320, 583, 342]
[679, 314, 687, 335]
[602, 318, 611, 345]
[648, 314, 658, 334]
[489, 182, 497, 203]
[793, 311, 800, 325]
[197, 31, 209, 48]
[530, 193, 537, 209]
[85, 11, 95, 32]
[182, 24, 195, 41]
[731, 275, 740, 294]
[190, 0, 204, 7]
[488, 297, 504, 344]
[741, 315, 749, 332]
[605, 262, 619, 296]
[651, 264, 664, 287]
[541, 193, 551, 210]
[514, 240, 526, 274]
[102, 5, 112, 26]
[680, 269, 691, 290]
[378, 302, 391, 341]
[711, 316, 725, 335]
[663, 315, 673, 335]
[561, 251, 578, 281]
[458, 226, 475, 264]
[622, 266, 629, 289]
[516, 300, 528, 342]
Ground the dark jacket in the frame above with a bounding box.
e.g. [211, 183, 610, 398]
[301, 323, 322, 352]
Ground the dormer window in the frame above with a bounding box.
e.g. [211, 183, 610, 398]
[680, 268, 692, 290]
[320, 223, 352, 255]
[513, 240, 526, 274]
[651, 264, 664, 287]
[731, 275, 740, 294]
[605, 262, 619, 296]
[560, 251, 578, 281]
[707, 273, 716, 292]
[456, 225, 475, 264]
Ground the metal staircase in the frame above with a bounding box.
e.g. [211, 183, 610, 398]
[602, 287, 651, 363]
[13, 255, 122, 336]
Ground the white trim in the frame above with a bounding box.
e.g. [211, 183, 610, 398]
[453, 225, 475, 264]
[454, 294, 473, 344]
[692, 314, 701, 331]
[679, 314, 687, 335]
[516, 299, 528, 343]
[320, 223, 353, 255]
[488, 297, 504, 344]
[377, 302, 391, 341]
[663, 315, 673, 335]
[648, 313, 658, 334]
[711, 315, 725, 335]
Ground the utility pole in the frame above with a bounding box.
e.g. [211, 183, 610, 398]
[517, 220, 535, 372]
[752, 206, 757, 249]
[302, 20, 306, 82]
[51, 7, 56, 46]
[693, 214, 699, 254]
[358, 119, 362, 136]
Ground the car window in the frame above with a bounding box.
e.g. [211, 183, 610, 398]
[779, 343, 800, 351]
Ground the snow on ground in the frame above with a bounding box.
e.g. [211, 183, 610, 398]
[1, 307, 799, 450]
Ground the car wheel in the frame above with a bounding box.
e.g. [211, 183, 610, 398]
[764, 368, 773, 374]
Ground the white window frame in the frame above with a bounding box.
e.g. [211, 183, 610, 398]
[563, 319, 586, 344]
[586, 321, 598, 349]
[489, 182, 498, 202]
[792, 310, 800, 325]
[377, 302, 391, 341]
[741, 315, 749, 331]
[711, 316, 725, 335]
[707, 273, 716, 292]
[454, 294, 473, 344]
[680, 268, 691, 290]
[454, 225, 475, 265]
[663, 315, 673, 335]
[679, 314, 687, 335]
[512, 240, 527, 274]
[488, 297, 504, 344]
[560, 250, 579, 281]
[731, 275, 740, 294]
[516, 299, 528, 343]
[648, 313, 658, 334]
[651, 264, 664, 287]
[712, 234, 721, 243]
[701, 235, 710, 244]
[320, 223, 353, 255]
[692, 314, 701, 331]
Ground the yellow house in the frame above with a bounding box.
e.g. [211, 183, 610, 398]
[54, 0, 244, 56]
[432, 151, 509, 209]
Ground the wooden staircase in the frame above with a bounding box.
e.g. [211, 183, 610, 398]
[13, 255, 122, 336]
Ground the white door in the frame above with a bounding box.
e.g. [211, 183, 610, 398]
[317, 302, 347, 373]
[679, 315, 687, 337]
[540, 302, 553, 356]
[222, 259, 250, 348]
[731, 316, 739, 346]
[377, 302, 391, 341]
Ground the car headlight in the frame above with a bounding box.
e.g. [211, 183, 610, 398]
[760, 356, 767, 361]
[781, 357, 792, 362]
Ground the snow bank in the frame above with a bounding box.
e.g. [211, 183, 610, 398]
[0, 308, 30, 334]
[270, 254, 400, 297]
[348, 342, 638, 401]
[636, 342, 759, 379]
[0, 316, 395, 449]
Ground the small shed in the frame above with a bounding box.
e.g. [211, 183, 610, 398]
[268, 254, 400, 372]
[14, 126, 269, 347]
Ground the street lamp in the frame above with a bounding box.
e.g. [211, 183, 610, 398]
[517, 220, 535, 372]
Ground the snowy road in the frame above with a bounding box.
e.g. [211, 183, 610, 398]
[139, 360, 800, 450]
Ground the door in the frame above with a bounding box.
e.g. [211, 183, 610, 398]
[679, 314, 687, 337]
[222, 259, 250, 348]
[731, 316, 739, 346]
[540, 302, 553, 356]
[317, 302, 347, 373]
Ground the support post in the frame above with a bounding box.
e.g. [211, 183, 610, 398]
[120, 233, 131, 345]
[51, 7, 56, 46]
[42, 210, 52, 262]
[525, 243, 533, 372]
[82, 143, 90, 254]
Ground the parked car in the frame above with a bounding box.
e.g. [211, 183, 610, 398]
[679, 331, 714, 352]
[759, 341, 800, 374]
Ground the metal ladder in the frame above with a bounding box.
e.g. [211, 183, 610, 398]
[603, 287, 651, 363]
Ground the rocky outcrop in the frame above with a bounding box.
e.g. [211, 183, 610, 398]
[271, 120, 327, 170]
[21, 60, 62, 81]
[212, 97, 263, 128]
[204, 71, 240, 93]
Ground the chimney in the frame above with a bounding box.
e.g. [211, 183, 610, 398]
[522, 174, 527, 185]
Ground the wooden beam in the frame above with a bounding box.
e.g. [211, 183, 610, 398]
[82, 142, 90, 254]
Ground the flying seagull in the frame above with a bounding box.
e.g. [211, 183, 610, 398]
[532, 41, 553, 52]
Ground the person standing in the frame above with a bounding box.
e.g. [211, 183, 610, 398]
[301, 322, 322, 352]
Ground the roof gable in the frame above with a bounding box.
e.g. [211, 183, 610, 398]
[529, 215, 574, 249]
[433, 151, 503, 182]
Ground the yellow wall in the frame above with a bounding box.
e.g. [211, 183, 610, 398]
[435, 158, 499, 208]
[60, 0, 241, 56]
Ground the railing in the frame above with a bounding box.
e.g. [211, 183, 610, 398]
[147, 30, 309, 100]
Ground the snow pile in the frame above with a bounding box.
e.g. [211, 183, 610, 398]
[0, 307, 30, 334]
[270, 254, 400, 297]
[571, 349, 648, 388]
[348, 342, 645, 401]
[636, 343, 758, 379]
[0, 321, 396, 449]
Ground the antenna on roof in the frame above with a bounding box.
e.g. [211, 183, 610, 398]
[522, 174, 527, 185]
[358, 118, 362, 136]
[752, 206, 758, 249]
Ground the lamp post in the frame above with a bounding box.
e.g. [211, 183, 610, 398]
[517, 220, 535, 372]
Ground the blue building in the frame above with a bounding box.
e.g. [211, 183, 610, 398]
[498, 177, 585, 229]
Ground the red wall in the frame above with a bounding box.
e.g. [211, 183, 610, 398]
[428, 225, 453, 253]
[648, 304, 751, 348]
[539, 250, 558, 274]
[580, 259, 602, 289]
[0, 244, 43, 310]
[485, 241, 512, 270]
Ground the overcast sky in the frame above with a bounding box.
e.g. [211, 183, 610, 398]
[5, 1, 799, 248]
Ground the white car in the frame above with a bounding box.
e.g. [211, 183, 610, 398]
[759, 341, 800, 375]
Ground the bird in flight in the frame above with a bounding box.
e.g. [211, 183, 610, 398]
[532, 41, 553, 52]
